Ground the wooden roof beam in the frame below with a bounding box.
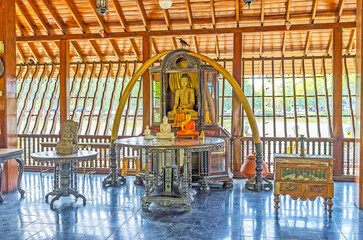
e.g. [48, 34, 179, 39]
[40, 42, 56, 62]
[39, 0, 66, 34]
[16, 22, 356, 42]
[236, 0, 240, 27]
[25, 0, 52, 35]
[162, 9, 178, 50]
[215, 35, 220, 59]
[282, 0, 292, 56]
[110, 0, 127, 31]
[135, 0, 150, 31]
[27, 43, 41, 63]
[346, 28, 356, 55]
[111, 0, 140, 60]
[326, 32, 333, 56]
[259, 33, 263, 57]
[337, 0, 345, 22]
[210, 0, 219, 57]
[185, 0, 194, 29]
[63, 0, 87, 33]
[16, 43, 26, 63]
[16, 0, 38, 35]
[70, 41, 85, 61]
[86, 0, 121, 60]
[185, 0, 198, 53]
[304, 0, 318, 56]
[261, 0, 265, 26]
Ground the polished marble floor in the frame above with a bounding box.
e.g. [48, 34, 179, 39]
[0, 172, 362, 240]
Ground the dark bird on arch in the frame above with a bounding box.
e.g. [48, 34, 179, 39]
[178, 38, 190, 48]
[29, 59, 34, 64]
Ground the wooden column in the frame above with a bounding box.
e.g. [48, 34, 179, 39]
[232, 33, 243, 177]
[142, 35, 151, 129]
[355, 0, 363, 208]
[332, 27, 343, 176]
[0, 0, 18, 192]
[59, 40, 70, 123]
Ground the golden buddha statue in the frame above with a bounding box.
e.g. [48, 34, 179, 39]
[177, 113, 199, 138]
[167, 73, 198, 120]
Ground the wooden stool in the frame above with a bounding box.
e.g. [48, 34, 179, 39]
[121, 156, 140, 176]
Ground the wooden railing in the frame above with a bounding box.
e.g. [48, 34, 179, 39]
[235, 137, 355, 179]
[18, 134, 141, 175]
[19, 134, 355, 179]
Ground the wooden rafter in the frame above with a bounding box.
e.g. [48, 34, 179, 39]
[17, 22, 356, 42]
[40, 42, 56, 62]
[215, 35, 220, 59]
[185, 0, 198, 53]
[111, 0, 141, 60]
[327, 0, 345, 56]
[15, 3, 56, 62]
[63, 0, 87, 33]
[25, 0, 52, 35]
[304, 0, 318, 56]
[86, 0, 122, 60]
[347, 28, 356, 55]
[39, 0, 66, 33]
[39, 0, 84, 61]
[261, 0, 265, 26]
[16, 43, 26, 63]
[135, 0, 149, 30]
[63, 0, 103, 61]
[236, 0, 240, 27]
[337, 0, 345, 22]
[282, 0, 292, 56]
[16, 0, 38, 35]
[27, 43, 41, 62]
[210, 0, 219, 58]
[162, 9, 178, 50]
[260, 33, 263, 57]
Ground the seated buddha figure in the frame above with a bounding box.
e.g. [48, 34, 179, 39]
[156, 116, 175, 139]
[177, 113, 199, 138]
[167, 73, 198, 121]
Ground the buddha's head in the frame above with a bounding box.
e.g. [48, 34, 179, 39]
[180, 73, 190, 89]
[163, 116, 168, 124]
[185, 113, 191, 121]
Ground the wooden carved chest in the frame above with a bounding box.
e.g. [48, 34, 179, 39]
[273, 153, 334, 217]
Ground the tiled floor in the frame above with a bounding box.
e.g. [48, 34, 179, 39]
[0, 172, 362, 240]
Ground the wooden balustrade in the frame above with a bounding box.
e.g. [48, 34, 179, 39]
[18, 134, 355, 179]
[18, 134, 141, 175]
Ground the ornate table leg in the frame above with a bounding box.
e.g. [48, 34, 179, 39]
[15, 158, 25, 197]
[50, 191, 63, 209]
[142, 149, 151, 210]
[327, 198, 333, 217]
[323, 197, 328, 210]
[102, 143, 126, 187]
[183, 150, 191, 212]
[274, 194, 280, 214]
[0, 162, 4, 203]
[200, 152, 210, 191]
[46, 162, 59, 201]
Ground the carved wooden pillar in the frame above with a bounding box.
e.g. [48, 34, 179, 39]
[232, 33, 242, 177]
[143, 35, 151, 129]
[332, 27, 343, 176]
[355, 0, 363, 208]
[0, 0, 18, 192]
[59, 40, 70, 123]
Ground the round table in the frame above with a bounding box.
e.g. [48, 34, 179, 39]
[31, 150, 98, 209]
[114, 136, 225, 211]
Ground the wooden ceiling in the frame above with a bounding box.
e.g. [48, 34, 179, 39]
[15, 0, 357, 66]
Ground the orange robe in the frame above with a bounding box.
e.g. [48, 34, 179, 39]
[177, 120, 198, 137]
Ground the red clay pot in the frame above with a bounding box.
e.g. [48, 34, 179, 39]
[240, 153, 269, 180]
